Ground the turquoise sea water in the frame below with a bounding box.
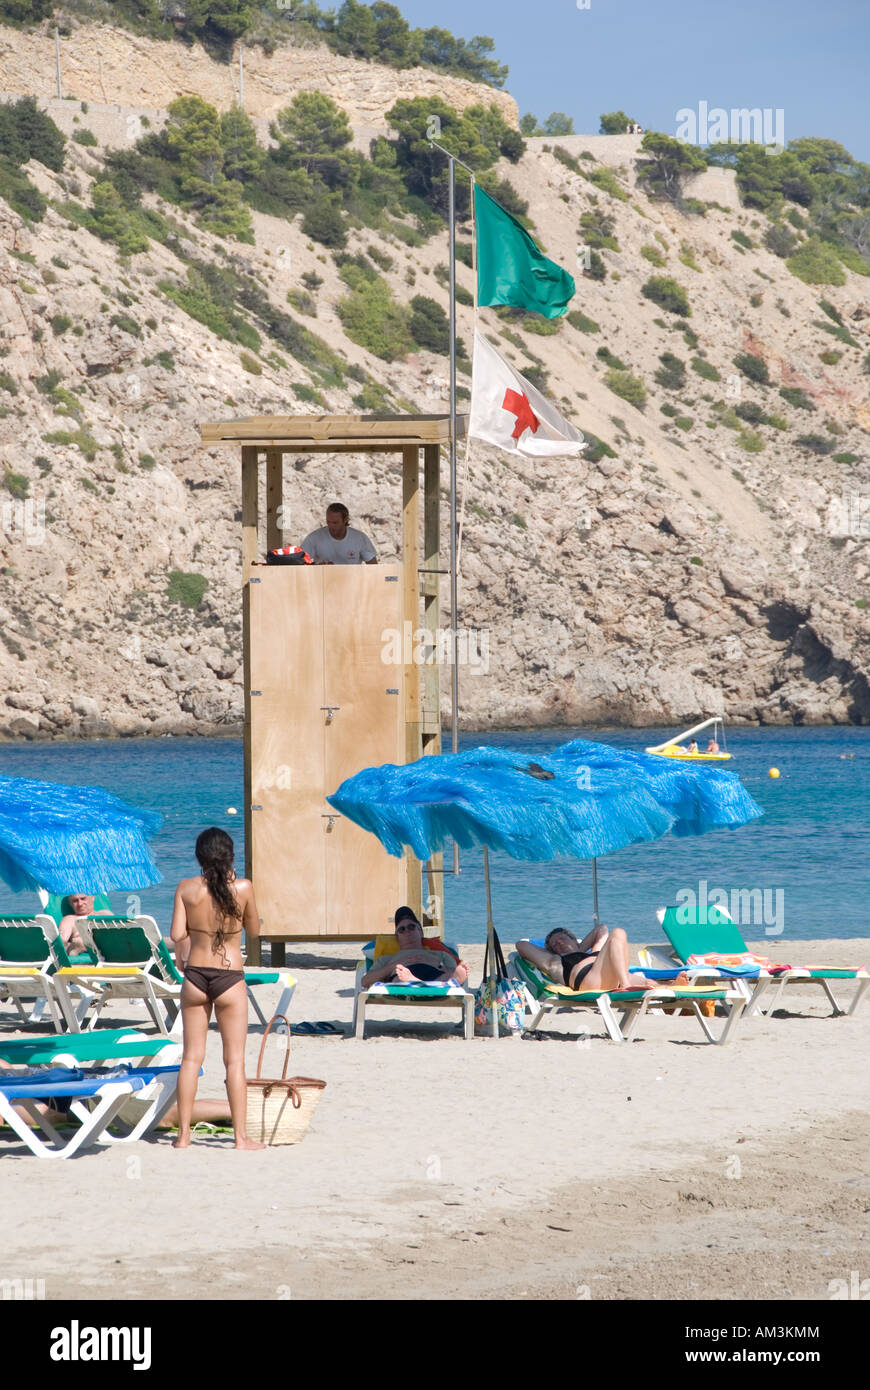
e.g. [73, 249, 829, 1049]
[0, 725, 868, 945]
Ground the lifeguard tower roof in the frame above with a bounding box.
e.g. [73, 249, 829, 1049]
[200, 413, 467, 452]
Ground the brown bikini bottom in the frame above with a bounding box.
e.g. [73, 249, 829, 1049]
[184, 965, 245, 1002]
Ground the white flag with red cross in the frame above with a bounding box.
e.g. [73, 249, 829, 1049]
[468, 331, 587, 458]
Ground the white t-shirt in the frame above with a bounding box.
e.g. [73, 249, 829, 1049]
[300, 526, 377, 565]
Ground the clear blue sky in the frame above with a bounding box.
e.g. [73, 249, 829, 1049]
[396, 0, 870, 162]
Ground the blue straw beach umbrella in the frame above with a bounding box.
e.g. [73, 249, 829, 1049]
[0, 773, 162, 896]
[328, 739, 762, 1033]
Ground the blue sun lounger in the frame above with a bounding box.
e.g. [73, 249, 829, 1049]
[0, 1063, 182, 1159]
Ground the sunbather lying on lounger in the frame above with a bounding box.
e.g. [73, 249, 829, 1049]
[59, 892, 112, 954]
[360, 907, 469, 988]
[518, 926, 676, 992]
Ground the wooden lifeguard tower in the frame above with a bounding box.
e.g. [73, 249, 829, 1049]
[200, 414, 466, 964]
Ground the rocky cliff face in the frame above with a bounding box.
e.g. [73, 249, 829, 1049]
[0, 20, 517, 139]
[0, 22, 868, 741]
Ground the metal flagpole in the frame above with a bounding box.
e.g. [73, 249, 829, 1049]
[447, 154, 460, 876]
[430, 139, 476, 876]
[428, 142, 476, 883]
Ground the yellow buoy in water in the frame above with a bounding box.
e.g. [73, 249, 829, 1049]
[768, 768, 780, 779]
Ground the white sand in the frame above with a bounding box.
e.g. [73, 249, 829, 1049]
[2, 937, 869, 1301]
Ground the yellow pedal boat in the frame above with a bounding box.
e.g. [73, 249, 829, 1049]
[645, 717, 732, 762]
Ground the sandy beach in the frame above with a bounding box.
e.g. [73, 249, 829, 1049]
[2, 937, 869, 1302]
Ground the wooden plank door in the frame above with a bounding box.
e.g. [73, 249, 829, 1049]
[322, 566, 407, 936]
[248, 567, 327, 937]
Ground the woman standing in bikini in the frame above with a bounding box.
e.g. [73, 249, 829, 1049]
[170, 827, 263, 1151]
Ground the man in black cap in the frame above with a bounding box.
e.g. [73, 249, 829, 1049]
[360, 907, 468, 988]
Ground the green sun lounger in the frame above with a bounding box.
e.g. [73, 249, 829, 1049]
[656, 906, 870, 1018]
[64, 916, 296, 1031]
[40, 896, 296, 1025]
[0, 1027, 181, 1068]
[0, 916, 99, 1032]
[511, 950, 746, 1044]
[54, 917, 183, 1035]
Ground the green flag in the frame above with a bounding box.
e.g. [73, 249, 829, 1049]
[474, 185, 575, 319]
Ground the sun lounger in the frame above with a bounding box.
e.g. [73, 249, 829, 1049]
[0, 965, 67, 1033]
[653, 906, 870, 1018]
[39, 894, 296, 1023]
[62, 916, 296, 1031]
[353, 938, 474, 1040]
[0, 1063, 182, 1159]
[0, 1027, 181, 1068]
[53, 917, 183, 1035]
[239, 966, 297, 1027]
[510, 949, 746, 1044]
[0, 915, 97, 1032]
[637, 939, 762, 999]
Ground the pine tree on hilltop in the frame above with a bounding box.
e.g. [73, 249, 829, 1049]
[600, 110, 637, 134]
[636, 132, 706, 203]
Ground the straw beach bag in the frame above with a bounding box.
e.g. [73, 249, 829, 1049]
[246, 1014, 326, 1146]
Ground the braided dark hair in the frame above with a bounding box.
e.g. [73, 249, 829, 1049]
[195, 827, 242, 964]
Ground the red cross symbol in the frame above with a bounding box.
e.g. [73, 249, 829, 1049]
[502, 388, 539, 440]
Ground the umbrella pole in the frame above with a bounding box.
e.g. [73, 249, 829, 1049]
[482, 845, 497, 1039]
[592, 858, 600, 927]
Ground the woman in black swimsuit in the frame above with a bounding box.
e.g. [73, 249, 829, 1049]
[169, 827, 263, 1150]
[517, 924, 661, 992]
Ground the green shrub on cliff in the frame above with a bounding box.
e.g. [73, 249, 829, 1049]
[733, 352, 770, 385]
[641, 276, 691, 316]
[779, 386, 816, 411]
[605, 368, 647, 409]
[336, 264, 411, 360]
[167, 571, 208, 608]
[655, 351, 686, 391]
[786, 236, 847, 286]
[691, 356, 720, 381]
